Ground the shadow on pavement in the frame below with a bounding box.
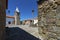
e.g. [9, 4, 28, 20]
[5, 27, 40, 40]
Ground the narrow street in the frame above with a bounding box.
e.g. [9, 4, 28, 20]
[6, 25, 40, 40]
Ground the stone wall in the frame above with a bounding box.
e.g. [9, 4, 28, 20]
[0, 6, 6, 40]
[38, 0, 60, 40]
[0, 0, 7, 40]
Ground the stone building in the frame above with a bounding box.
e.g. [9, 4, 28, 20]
[37, 0, 60, 40]
[22, 18, 38, 26]
[0, 0, 8, 40]
[22, 20, 33, 25]
[6, 7, 20, 25]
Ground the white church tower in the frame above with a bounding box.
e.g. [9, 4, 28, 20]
[15, 7, 20, 25]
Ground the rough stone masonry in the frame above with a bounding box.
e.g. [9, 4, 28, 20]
[38, 0, 60, 40]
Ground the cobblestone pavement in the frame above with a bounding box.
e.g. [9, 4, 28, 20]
[19, 25, 39, 38]
[6, 25, 40, 40]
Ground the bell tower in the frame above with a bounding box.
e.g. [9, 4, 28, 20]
[15, 7, 20, 25]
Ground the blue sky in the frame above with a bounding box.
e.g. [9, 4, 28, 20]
[6, 0, 38, 21]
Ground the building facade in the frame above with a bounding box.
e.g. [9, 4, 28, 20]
[38, 0, 60, 40]
[6, 7, 20, 25]
[22, 18, 38, 26]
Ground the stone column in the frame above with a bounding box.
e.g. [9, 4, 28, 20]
[38, 0, 60, 40]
